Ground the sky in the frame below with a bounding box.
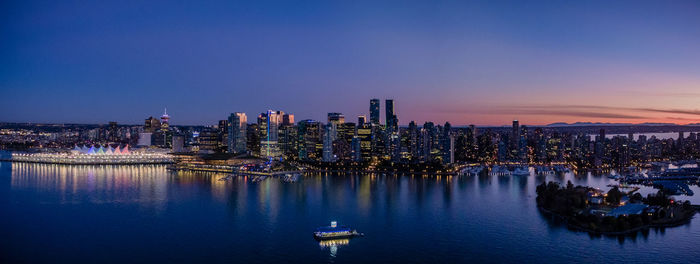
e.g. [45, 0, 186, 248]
[1, 0, 700, 126]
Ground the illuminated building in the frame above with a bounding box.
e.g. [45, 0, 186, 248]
[11, 145, 172, 165]
[260, 110, 281, 158]
[297, 120, 321, 161]
[369, 99, 380, 125]
[327, 113, 345, 125]
[323, 123, 336, 162]
[227, 112, 247, 154]
[356, 123, 372, 160]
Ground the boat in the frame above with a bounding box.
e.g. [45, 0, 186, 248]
[313, 221, 363, 240]
[512, 167, 530, 176]
[489, 165, 511, 176]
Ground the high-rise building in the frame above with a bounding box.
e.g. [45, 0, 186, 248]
[322, 123, 336, 162]
[260, 110, 281, 158]
[144, 117, 160, 133]
[357, 115, 366, 125]
[370, 99, 380, 125]
[297, 120, 321, 160]
[218, 120, 228, 150]
[356, 123, 372, 160]
[227, 112, 247, 154]
[279, 123, 297, 158]
[327, 113, 345, 125]
[385, 99, 397, 132]
[281, 113, 295, 126]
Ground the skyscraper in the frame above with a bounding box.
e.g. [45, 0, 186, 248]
[370, 99, 380, 125]
[227, 112, 247, 154]
[385, 99, 397, 132]
[260, 110, 281, 158]
[322, 123, 336, 162]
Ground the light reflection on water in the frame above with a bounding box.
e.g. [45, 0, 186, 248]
[2, 162, 700, 263]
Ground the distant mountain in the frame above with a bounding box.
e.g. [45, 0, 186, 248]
[546, 122, 681, 127]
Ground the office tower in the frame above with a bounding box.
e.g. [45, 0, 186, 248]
[197, 129, 219, 153]
[246, 124, 260, 154]
[385, 99, 397, 132]
[297, 120, 321, 160]
[441, 122, 452, 164]
[327, 112, 345, 125]
[408, 121, 419, 160]
[279, 123, 297, 158]
[322, 123, 337, 162]
[281, 113, 295, 126]
[144, 116, 161, 133]
[351, 136, 361, 161]
[218, 120, 228, 149]
[260, 110, 281, 158]
[370, 99, 380, 125]
[227, 112, 247, 154]
[357, 115, 366, 125]
[356, 123, 372, 160]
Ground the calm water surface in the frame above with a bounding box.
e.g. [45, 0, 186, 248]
[2, 161, 700, 263]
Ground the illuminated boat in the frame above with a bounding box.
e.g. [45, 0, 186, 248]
[313, 221, 362, 240]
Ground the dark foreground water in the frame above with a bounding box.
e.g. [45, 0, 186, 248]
[2, 162, 700, 263]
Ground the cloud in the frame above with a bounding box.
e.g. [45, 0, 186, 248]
[506, 105, 700, 117]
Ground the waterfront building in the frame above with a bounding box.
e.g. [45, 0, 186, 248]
[227, 112, 248, 154]
[196, 129, 219, 153]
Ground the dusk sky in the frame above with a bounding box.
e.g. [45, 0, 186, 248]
[2, 0, 700, 126]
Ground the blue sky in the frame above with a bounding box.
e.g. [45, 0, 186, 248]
[2, 0, 699, 125]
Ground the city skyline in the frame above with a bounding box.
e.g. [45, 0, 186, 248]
[2, 0, 700, 125]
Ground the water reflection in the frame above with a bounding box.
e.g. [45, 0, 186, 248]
[11, 162, 170, 211]
[5, 162, 700, 262]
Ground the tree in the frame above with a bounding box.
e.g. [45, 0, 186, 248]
[606, 187, 623, 205]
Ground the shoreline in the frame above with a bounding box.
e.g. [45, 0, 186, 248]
[538, 205, 696, 236]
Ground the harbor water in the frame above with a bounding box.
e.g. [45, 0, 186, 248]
[1, 161, 700, 263]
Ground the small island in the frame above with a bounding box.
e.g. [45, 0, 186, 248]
[536, 181, 696, 235]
